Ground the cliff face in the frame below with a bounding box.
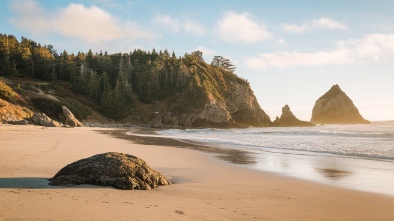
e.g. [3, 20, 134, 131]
[1, 76, 271, 128]
[149, 79, 272, 128]
[190, 82, 271, 128]
[311, 85, 370, 124]
[272, 105, 314, 127]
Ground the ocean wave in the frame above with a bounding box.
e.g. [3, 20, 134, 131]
[156, 123, 394, 160]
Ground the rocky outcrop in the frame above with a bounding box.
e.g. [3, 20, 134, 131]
[62, 106, 83, 127]
[272, 105, 315, 127]
[180, 82, 271, 128]
[32, 113, 61, 127]
[147, 81, 271, 128]
[226, 82, 271, 127]
[149, 115, 163, 127]
[311, 85, 370, 124]
[49, 152, 171, 190]
[192, 103, 233, 128]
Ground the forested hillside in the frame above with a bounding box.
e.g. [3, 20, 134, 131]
[0, 34, 271, 127]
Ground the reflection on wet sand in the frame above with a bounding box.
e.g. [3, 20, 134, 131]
[317, 168, 352, 180]
[98, 129, 257, 165]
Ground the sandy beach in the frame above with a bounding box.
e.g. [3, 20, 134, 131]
[1, 125, 394, 221]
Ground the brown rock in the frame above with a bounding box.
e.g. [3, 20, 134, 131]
[32, 113, 61, 127]
[311, 85, 370, 124]
[183, 118, 193, 128]
[49, 152, 171, 190]
[272, 105, 315, 127]
[62, 106, 83, 127]
[226, 82, 271, 127]
[150, 115, 163, 127]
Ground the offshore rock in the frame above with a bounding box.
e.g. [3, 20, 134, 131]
[49, 152, 171, 190]
[311, 85, 370, 124]
[62, 106, 83, 127]
[272, 105, 315, 127]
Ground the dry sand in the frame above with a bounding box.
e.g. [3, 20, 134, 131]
[0, 125, 393, 221]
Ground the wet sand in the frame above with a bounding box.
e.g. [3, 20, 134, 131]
[99, 129, 257, 165]
[1, 125, 394, 220]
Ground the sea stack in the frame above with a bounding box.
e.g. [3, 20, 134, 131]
[311, 84, 370, 124]
[272, 105, 315, 127]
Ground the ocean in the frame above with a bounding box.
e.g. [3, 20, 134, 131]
[153, 121, 394, 196]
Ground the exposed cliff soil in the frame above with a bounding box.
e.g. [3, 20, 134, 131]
[311, 85, 370, 124]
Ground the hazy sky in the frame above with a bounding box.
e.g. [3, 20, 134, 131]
[1, 0, 394, 121]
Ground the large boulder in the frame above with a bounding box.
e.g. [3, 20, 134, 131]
[311, 85, 370, 124]
[272, 105, 315, 127]
[49, 152, 171, 190]
[32, 113, 61, 127]
[62, 106, 83, 127]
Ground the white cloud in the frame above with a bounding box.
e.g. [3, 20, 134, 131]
[196, 46, 215, 56]
[52, 4, 125, 42]
[277, 38, 287, 46]
[216, 11, 272, 43]
[9, 1, 153, 43]
[184, 20, 206, 35]
[281, 17, 347, 33]
[245, 33, 394, 70]
[154, 14, 205, 35]
[9, 0, 50, 34]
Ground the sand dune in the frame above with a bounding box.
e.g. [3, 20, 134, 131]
[1, 125, 393, 220]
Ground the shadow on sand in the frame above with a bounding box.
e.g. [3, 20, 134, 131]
[0, 177, 51, 189]
[0, 177, 109, 189]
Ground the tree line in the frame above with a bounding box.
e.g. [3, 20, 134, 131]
[0, 33, 243, 120]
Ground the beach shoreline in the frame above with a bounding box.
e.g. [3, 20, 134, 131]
[1, 124, 393, 220]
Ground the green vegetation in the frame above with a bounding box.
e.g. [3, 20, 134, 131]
[0, 33, 247, 121]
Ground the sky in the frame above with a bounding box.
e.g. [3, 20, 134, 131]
[1, 0, 394, 121]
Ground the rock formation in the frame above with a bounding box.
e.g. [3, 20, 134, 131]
[32, 113, 61, 127]
[226, 82, 271, 127]
[272, 105, 315, 127]
[49, 152, 171, 190]
[146, 81, 271, 128]
[62, 106, 83, 127]
[175, 82, 271, 128]
[311, 84, 370, 124]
